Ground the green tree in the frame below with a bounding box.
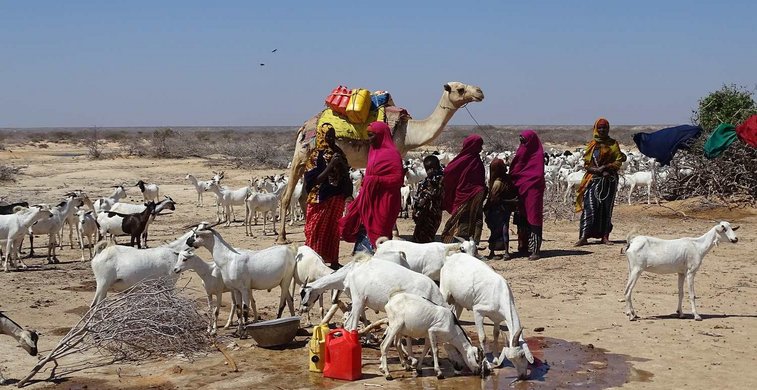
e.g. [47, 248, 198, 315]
[691, 84, 756, 131]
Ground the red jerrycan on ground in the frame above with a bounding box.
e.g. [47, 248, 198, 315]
[323, 328, 362, 381]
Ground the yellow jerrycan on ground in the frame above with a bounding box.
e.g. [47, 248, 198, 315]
[309, 323, 329, 372]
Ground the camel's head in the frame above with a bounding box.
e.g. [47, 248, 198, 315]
[443, 82, 484, 108]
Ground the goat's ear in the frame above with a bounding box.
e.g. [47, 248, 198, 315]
[453, 236, 465, 243]
[732, 225, 740, 231]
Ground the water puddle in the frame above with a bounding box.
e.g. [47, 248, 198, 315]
[41, 336, 652, 389]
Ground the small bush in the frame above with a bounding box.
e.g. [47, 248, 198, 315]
[151, 128, 176, 158]
[0, 164, 21, 181]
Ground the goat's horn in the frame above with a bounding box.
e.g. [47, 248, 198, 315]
[453, 236, 466, 243]
[511, 327, 523, 347]
[733, 225, 740, 231]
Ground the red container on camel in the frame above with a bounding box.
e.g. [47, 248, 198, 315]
[323, 328, 362, 381]
[325, 86, 351, 116]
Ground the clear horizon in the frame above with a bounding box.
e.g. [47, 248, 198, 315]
[2, 1, 755, 128]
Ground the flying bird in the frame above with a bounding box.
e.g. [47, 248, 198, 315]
[259, 63, 265, 66]
[271, 49, 277, 53]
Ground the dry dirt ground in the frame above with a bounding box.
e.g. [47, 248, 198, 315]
[1, 143, 756, 390]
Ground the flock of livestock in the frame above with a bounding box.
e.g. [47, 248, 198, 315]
[0, 148, 741, 382]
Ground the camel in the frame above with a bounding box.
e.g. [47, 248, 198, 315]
[275, 81, 484, 244]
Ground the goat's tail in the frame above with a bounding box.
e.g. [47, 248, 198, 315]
[625, 226, 641, 252]
[92, 239, 112, 257]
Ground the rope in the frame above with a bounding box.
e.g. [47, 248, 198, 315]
[463, 104, 496, 144]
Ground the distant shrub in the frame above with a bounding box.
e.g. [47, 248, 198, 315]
[0, 164, 21, 181]
[151, 128, 176, 158]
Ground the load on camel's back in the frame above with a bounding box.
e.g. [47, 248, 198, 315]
[276, 81, 484, 244]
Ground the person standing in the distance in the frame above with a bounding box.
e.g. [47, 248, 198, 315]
[411, 155, 444, 243]
[440, 134, 487, 244]
[484, 158, 519, 260]
[509, 130, 546, 260]
[303, 123, 352, 269]
[339, 121, 404, 253]
[574, 118, 627, 246]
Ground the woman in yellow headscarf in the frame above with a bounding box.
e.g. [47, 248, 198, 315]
[574, 118, 626, 246]
[303, 123, 352, 268]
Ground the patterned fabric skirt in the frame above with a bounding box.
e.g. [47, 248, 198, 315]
[579, 176, 618, 239]
[412, 210, 442, 243]
[441, 191, 486, 243]
[305, 195, 345, 264]
[485, 206, 511, 251]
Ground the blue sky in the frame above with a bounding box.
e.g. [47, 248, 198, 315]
[1, 1, 755, 127]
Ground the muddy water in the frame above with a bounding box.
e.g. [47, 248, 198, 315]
[48, 336, 652, 389]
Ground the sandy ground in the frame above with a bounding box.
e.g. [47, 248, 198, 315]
[1, 143, 756, 390]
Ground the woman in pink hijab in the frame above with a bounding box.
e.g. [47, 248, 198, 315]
[339, 121, 404, 252]
[509, 130, 546, 260]
[440, 134, 487, 244]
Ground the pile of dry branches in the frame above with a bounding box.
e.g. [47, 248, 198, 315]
[660, 141, 757, 205]
[18, 279, 212, 387]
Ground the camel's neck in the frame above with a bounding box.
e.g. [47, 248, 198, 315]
[401, 93, 459, 152]
[0, 314, 24, 341]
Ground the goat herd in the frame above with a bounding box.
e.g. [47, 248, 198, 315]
[0, 152, 743, 383]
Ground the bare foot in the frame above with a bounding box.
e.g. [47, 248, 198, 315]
[574, 238, 588, 247]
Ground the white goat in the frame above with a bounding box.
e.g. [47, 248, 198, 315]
[623, 221, 740, 321]
[1, 206, 53, 272]
[186, 171, 224, 207]
[206, 182, 251, 226]
[288, 179, 305, 226]
[341, 254, 448, 331]
[244, 185, 285, 237]
[380, 292, 483, 379]
[28, 195, 83, 263]
[627, 171, 654, 205]
[290, 246, 335, 324]
[185, 226, 296, 336]
[61, 191, 95, 249]
[90, 230, 193, 306]
[135, 180, 160, 203]
[563, 171, 585, 204]
[374, 236, 477, 282]
[93, 185, 127, 213]
[173, 248, 237, 335]
[77, 210, 98, 261]
[440, 252, 534, 379]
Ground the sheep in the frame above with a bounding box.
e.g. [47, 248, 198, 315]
[623, 221, 740, 321]
[27, 194, 84, 263]
[107, 196, 176, 247]
[135, 180, 160, 203]
[1, 206, 53, 271]
[244, 185, 285, 237]
[186, 171, 224, 207]
[99, 202, 156, 248]
[77, 210, 99, 261]
[90, 230, 194, 306]
[206, 182, 251, 226]
[374, 236, 478, 282]
[185, 225, 296, 337]
[379, 292, 483, 379]
[173, 248, 238, 335]
[440, 252, 534, 379]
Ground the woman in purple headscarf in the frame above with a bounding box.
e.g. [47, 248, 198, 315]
[440, 134, 487, 244]
[509, 130, 546, 260]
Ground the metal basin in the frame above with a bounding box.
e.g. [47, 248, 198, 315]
[245, 316, 301, 347]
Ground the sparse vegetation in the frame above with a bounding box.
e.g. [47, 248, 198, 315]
[0, 164, 21, 181]
[659, 85, 757, 203]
